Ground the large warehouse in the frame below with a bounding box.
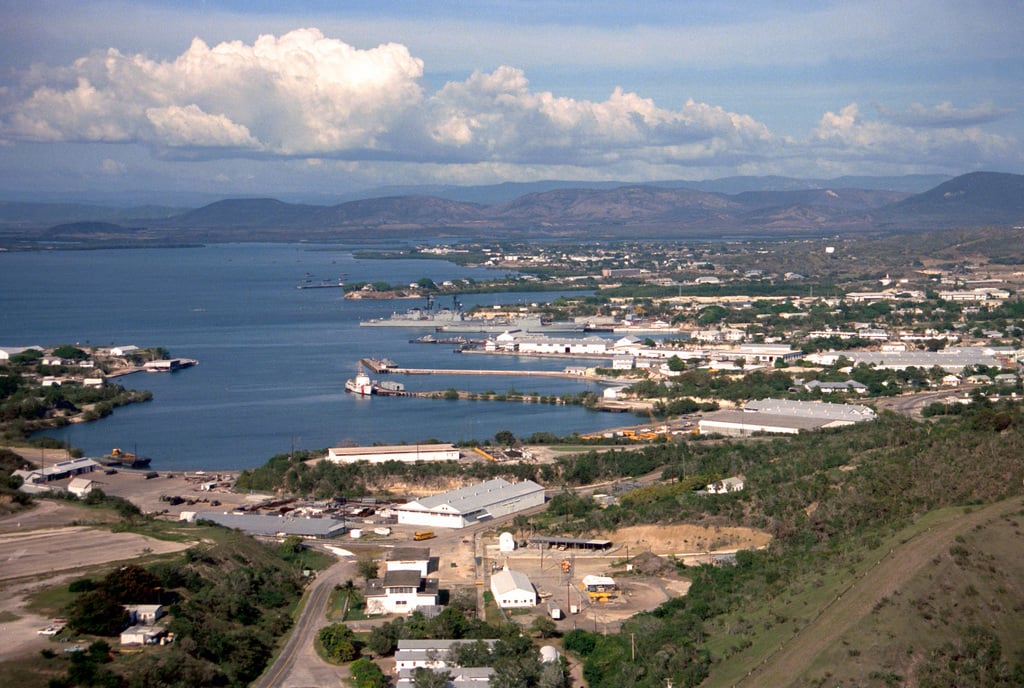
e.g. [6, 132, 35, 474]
[699, 398, 876, 437]
[326, 443, 461, 464]
[395, 478, 545, 529]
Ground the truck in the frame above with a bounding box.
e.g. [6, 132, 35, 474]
[413, 531, 436, 541]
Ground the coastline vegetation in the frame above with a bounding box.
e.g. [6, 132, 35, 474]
[0, 345, 170, 442]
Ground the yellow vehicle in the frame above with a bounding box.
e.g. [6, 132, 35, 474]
[413, 531, 436, 541]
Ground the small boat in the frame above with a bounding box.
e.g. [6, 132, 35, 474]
[344, 367, 375, 396]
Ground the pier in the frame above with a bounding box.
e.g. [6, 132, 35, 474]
[361, 357, 596, 380]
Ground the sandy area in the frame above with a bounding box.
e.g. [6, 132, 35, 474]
[605, 523, 772, 561]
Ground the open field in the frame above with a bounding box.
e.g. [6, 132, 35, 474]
[0, 503, 194, 663]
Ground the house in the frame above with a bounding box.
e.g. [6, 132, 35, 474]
[125, 604, 164, 625]
[111, 345, 140, 356]
[396, 667, 494, 687]
[120, 625, 163, 646]
[394, 639, 497, 672]
[941, 374, 962, 387]
[386, 547, 432, 577]
[490, 567, 536, 609]
[67, 477, 95, 498]
[395, 478, 545, 530]
[364, 570, 439, 615]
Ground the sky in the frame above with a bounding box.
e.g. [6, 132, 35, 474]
[0, 0, 1021, 202]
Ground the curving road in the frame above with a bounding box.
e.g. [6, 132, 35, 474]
[254, 554, 356, 688]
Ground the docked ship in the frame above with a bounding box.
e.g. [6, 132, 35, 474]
[344, 367, 375, 396]
[98, 447, 152, 469]
[359, 295, 468, 328]
[360, 295, 584, 334]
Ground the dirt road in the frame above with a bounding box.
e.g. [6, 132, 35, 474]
[739, 498, 1023, 688]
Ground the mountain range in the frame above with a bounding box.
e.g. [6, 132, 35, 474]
[1, 172, 1021, 245]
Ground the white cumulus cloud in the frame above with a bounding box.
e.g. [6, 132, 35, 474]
[1, 28, 1016, 180]
[2, 29, 426, 156]
[0, 30, 775, 169]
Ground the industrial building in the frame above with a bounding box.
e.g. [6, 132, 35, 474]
[395, 478, 545, 529]
[698, 398, 876, 437]
[326, 444, 461, 464]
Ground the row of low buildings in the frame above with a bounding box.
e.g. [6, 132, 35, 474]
[485, 332, 803, 368]
[393, 639, 560, 687]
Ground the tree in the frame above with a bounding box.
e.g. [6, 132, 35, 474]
[413, 667, 451, 688]
[53, 344, 88, 360]
[350, 657, 387, 688]
[494, 429, 516, 447]
[530, 615, 558, 639]
[67, 590, 130, 636]
[318, 623, 359, 663]
[356, 556, 379, 581]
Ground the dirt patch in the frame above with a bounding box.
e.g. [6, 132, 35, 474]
[603, 523, 772, 558]
[0, 525, 193, 663]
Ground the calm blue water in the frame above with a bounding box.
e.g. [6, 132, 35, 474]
[0, 244, 626, 470]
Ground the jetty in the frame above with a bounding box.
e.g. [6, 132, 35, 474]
[359, 357, 607, 381]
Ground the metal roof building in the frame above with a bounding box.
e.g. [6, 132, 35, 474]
[395, 478, 545, 529]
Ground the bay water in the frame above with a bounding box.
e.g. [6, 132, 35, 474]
[1, 244, 627, 470]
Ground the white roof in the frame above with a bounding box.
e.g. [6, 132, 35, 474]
[581, 575, 616, 587]
[491, 568, 533, 596]
[400, 478, 544, 517]
[744, 398, 875, 421]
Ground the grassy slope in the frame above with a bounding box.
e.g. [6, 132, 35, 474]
[705, 498, 1024, 687]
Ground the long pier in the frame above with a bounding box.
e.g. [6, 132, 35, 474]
[361, 357, 594, 380]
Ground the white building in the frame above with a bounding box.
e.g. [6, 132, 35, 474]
[125, 604, 164, 625]
[68, 477, 95, 498]
[364, 570, 439, 615]
[120, 625, 162, 646]
[394, 639, 496, 673]
[326, 444, 460, 465]
[490, 567, 536, 609]
[386, 547, 432, 577]
[395, 478, 545, 530]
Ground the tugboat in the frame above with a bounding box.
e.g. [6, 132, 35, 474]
[344, 366, 375, 396]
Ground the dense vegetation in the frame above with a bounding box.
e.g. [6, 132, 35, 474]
[43, 529, 324, 688]
[548, 402, 1024, 687]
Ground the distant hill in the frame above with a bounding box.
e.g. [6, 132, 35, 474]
[881, 171, 1024, 227]
[357, 174, 950, 204]
[4, 171, 1021, 246]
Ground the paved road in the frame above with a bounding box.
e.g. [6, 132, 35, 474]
[254, 554, 356, 688]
